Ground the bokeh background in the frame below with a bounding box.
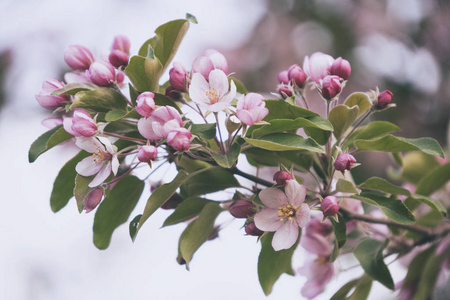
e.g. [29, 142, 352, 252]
[1, 0, 449, 299]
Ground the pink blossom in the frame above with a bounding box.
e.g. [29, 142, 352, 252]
[135, 92, 156, 117]
[245, 221, 264, 236]
[63, 109, 97, 137]
[64, 45, 94, 71]
[64, 71, 90, 84]
[298, 257, 334, 299]
[108, 50, 128, 68]
[169, 62, 189, 92]
[229, 199, 256, 219]
[273, 170, 293, 186]
[189, 69, 236, 112]
[111, 35, 131, 54]
[137, 106, 183, 140]
[288, 64, 307, 87]
[376, 90, 393, 109]
[137, 145, 158, 162]
[301, 218, 333, 256]
[335, 153, 357, 171]
[278, 70, 289, 84]
[41, 117, 63, 129]
[254, 180, 311, 251]
[35, 78, 70, 109]
[89, 60, 115, 86]
[167, 128, 192, 152]
[192, 49, 228, 79]
[84, 188, 103, 213]
[321, 75, 341, 100]
[75, 136, 119, 187]
[330, 57, 351, 80]
[236, 93, 269, 126]
[321, 196, 339, 217]
[303, 52, 334, 84]
[278, 86, 293, 98]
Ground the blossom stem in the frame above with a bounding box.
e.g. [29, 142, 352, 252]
[231, 167, 273, 187]
[107, 163, 140, 186]
[214, 112, 225, 154]
[339, 110, 372, 147]
[102, 132, 146, 144]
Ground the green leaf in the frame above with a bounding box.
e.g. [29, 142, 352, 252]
[304, 127, 331, 145]
[229, 76, 246, 94]
[138, 19, 190, 74]
[354, 239, 394, 290]
[153, 93, 182, 112]
[352, 193, 415, 225]
[185, 13, 198, 24]
[402, 246, 434, 292]
[409, 194, 447, 216]
[347, 276, 373, 300]
[70, 88, 129, 112]
[342, 121, 399, 150]
[329, 214, 346, 248]
[105, 109, 127, 122]
[209, 141, 241, 168]
[415, 162, 450, 196]
[336, 178, 359, 194]
[51, 82, 97, 95]
[328, 104, 359, 140]
[258, 232, 298, 295]
[125, 55, 163, 92]
[93, 176, 144, 249]
[190, 123, 216, 140]
[251, 117, 333, 139]
[73, 174, 95, 213]
[180, 168, 239, 197]
[355, 135, 445, 158]
[359, 177, 412, 196]
[343, 92, 372, 117]
[29, 125, 73, 163]
[129, 214, 142, 242]
[243, 148, 313, 172]
[244, 133, 325, 153]
[401, 152, 440, 185]
[264, 99, 319, 120]
[179, 202, 222, 266]
[329, 279, 359, 300]
[50, 151, 90, 212]
[163, 197, 213, 227]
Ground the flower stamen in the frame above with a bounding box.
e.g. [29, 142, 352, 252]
[205, 87, 221, 104]
[278, 202, 296, 222]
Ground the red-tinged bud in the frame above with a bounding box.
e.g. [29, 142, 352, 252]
[321, 196, 340, 217]
[64, 45, 94, 71]
[84, 188, 103, 213]
[288, 64, 307, 87]
[35, 78, 69, 109]
[278, 86, 293, 99]
[138, 145, 158, 163]
[89, 60, 115, 86]
[69, 108, 97, 137]
[278, 70, 289, 85]
[169, 62, 188, 91]
[273, 170, 293, 185]
[376, 90, 393, 109]
[161, 193, 184, 209]
[334, 153, 356, 171]
[108, 50, 128, 68]
[330, 57, 351, 80]
[111, 35, 131, 54]
[116, 70, 125, 84]
[136, 92, 156, 117]
[167, 128, 192, 152]
[245, 221, 264, 236]
[229, 199, 256, 218]
[321, 75, 341, 100]
[165, 85, 183, 101]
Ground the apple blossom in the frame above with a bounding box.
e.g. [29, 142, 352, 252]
[167, 128, 192, 152]
[298, 257, 334, 299]
[137, 106, 183, 140]
[278, 86, 293, 98]
[273, 170, 293, 186]
[111, 35, 131, 54]
[335, 153, 357, 171]
[236, 93, 269, 126]
[89, 60, 115, 86]
[64, 45, 95, 71]
[301, 218, 333, 256]
[229, 199, 256, 219]
[75, 136, 119, 187]
[108, 50, 128, 68]
[254, 180, 311, 251]
[63, 108, 97, 137]
[169, 62, 189, 91]
[376, 90, 393, 109]
[84, 188, 103, 213]
[321, 196, 340, 217]
[330, 57, 351, 80]
[303, 52, 334, 83]
[245, 221, 264, 236]
[137, 145, 158, 163]
[35, 78, 70, 109]
[189, 69, 236, 112]
[135, 92, 156, 117]
[192, 49, 228, 79]
[321, 75, 341, 100]
[288, 64, 307, 87]
[278, 70, 289, 85]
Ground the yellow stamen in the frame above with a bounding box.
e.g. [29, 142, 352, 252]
[205, 88, 221, 104]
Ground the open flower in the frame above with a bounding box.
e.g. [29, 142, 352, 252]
[75, 137, 119, 187]
[236, 93, 269, 126]
[189, 69, 236, 112]
[254, 180, 311, 251]
[298, 257, 334, 299]
[137, 106, 183, 140]
[303, 52, 334, 84]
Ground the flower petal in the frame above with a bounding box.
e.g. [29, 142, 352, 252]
[254, 208, 282, 232]
[137, 117, 159, 140]
[76, 156, 103, 176]
[296, 203, 311, 228]
[220, 80, 237, 104]
[285, 180, 306, 206]
[75, 137, 102, 153]
[89, 162, 112, 187]
[272, 221, 299, 251]
[208, 69, 229, 96]
[111, 156, 119, 175]
[97, 136, 114, 154]
[189, 73, 211, 105]
[259, 187, 288, 209]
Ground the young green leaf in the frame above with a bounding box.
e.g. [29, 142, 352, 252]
[328, 104, 359, 140]
[125, 55, 163, 92]
[347, 275, 373, 300]
[180, 168, 239, 197]
[74, 174, 95, 213]
[336, 178, 359, 194]
[244, 133, 325, 153]
[162, 197, 214, 227]
[29, 125, 73, 163]
[70, 88, 129, 112]
[51, 82, 97, 96]
[129, 214, 142, 242]
[209, 141, 241, 168]
[190, 123, 216, 140]
[415, 162, 450, 197]
[343, 92, 372, 117]
[329, 214, 346, 248]
[359, 177, 412, 196]
[342, 121, 399, 150]
[329, 278, 360, 300]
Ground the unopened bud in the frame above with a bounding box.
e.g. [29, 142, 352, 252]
[136, 92, 156, 117]
[167, 128, 192, 152]
[288, 64, 306, 87]
[35, 78, 69, 109]
[89, 60, 115, 86]
[69, 108, 97, 137]
[278, 70, 289, 85]
[108, 50, 128, 68]
[330, 57, 351, 80]
[334, 153, 356, 171]
[64, 45, 94, 71]
[321, 196, 339, 217]
[278, 86, 293, 99]
[84, 188, 103, 213]
[245, 221, 264, 236]
[376, 90, 393, 109]
[321, 75, 341, 100]
[229, 199, 256, 218]
[111, 35, 131, 54]
[273, 170, 293, 185]
[169, 62, 188, 91]
[138, 145, 157, 163]
[161, 193, 184, 210]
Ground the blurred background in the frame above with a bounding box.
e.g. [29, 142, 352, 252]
[1, 0, 449, 299]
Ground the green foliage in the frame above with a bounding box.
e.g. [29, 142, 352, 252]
[336, 178, 359, 194]
[190, 123, 216, 140]
[70, 88, 129, 112]
[245, 133, 325, 153]
[73, 174, 95, 213]
[51, 82, 97, 95]
[125, 55, 163, 92]
[209, 140, 242, 168]
[328, 104, 359, 140]
[163, 197, 214, 227]
[250, 117, 333, 139]
[343, 92, 371, 117]
[180, 168, 239, 197]
[28, 125, 73, 163]
[342, 121, 399, 150]
[330, 214, 347, 248]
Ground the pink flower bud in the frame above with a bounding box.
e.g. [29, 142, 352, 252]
[330, 57, 351, 80]
[236, 93, 269, 126]
[108, 50, 129, 68]
[35, 78, 70, 109]
[273, 170, 293, 185]
[64, 45, 94, 71]
[192, 49, 228, 79]
[334, 153, 356, 171]
[167, 128, 192, 152]
[136, 92, 156, 117]
[288, 64, 307, 87]
[321, 196, 339, 217]
[245, 221, 264, 236]
[169, 62, 188, 91]
[89, 60, 115, 86]
[321, 75, 341, 100]
[229, 199, 256, 218]
[161, 193, 184, 210]
[303, 52, 334, 83]
[376, 90, 393, 109]
[278, 86, 293, 98]
[137, 106, 183, 140]
[137, 145, 157, 163]
[204, 49, 228, 74]
[111, 35, 131, 54]
[70, 109, 97, 137]
[278, 70, 289, 84]
[116, 70, 125, 84]
[84, 188, 103, 213]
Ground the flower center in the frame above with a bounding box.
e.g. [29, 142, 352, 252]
[92, 148, 111, 163]
[278, 202, 296, 222]
[205, 87, 221, 104]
